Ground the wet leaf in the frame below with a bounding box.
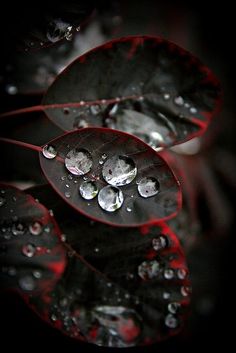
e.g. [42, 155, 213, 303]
[43, 35, 221, 149]
[0, 184, 67, 294]
[28, 184, 191, 347]
[39, 127, 181, 227]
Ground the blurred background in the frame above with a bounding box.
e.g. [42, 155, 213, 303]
[0, 0, 235, 352]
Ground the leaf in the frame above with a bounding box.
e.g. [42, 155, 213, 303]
[28, 184, 191, 347]
[39, 127, 181, 227]
[43, 35, 221, 149]
[0, 184, 67, 294]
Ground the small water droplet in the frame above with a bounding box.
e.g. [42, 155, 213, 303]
[90, 105, 100, 115]
[44, 226, 50, 233]
[98, 186, 124, 212]
[164, 268, 174, 280]
[61, 234, 66, 242]
[79, 181, 98, 200]
[137, 177, 160, 198]
[49, 209, 54, 216]
[138, 260, 160, 280]
[65, 191, 71, 198]
[102, 155, 137, 186]
[165, 314, 178, 328]
[29, 221, 42, 235]
[6, 84, 18, 95]
[168, 302, 180, 314]
[177, 268, 187, 279]
[138, 96, 144, 102]
[101, 99, 106, 104]
[42, 145, 57, 159]
[181, 285, 192, 297]
[126, 206, 132, 212]
[80, 100, 85, 106]
[65, 184, 70, 188]
[65, 148, 93, 175]
[125, 293, 130, 299]
[190, 107, 197, 114]
[51, 313, 58, 322]
[163, 291, 170, 300]
[19, 275, 35, 291]
[0, 196, 6, 207]
[68, 174, 73, 180]
[63, 107, 70, 115]
[109, 103, 118, 116]
[184, 102, 190, 108]
[152, 235, 167, 251]
[163, 93, 170, 100]
[76, 26, 81, 32]
[174, 96, 184, 106]
[75, 119, 89, 129]
[107, 282, 112, 287]
[12, 223, 25, 236]
[94, 247, 100, 253]
[33, 270, 42, 279]
[22, 244, 36, 258]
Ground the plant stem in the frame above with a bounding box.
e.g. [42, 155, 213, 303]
[0, 137, 42, 152]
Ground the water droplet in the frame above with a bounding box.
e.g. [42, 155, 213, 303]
[33, 270, 42, 279]
[124, 293, 130, 299]
[19, 275, 35, 291]
[165, 314, 178, 328]
[138, 260, 160, 280]
[65, 148, 93, 175]
[6, 84, 18, 95]
[22, 244, 36, 258]
[12, 223, 25, 236]
[65, 191, 71, 198]
[174, 96, 184, 106]
[49, 209, 54, 216]
[126, 207, 132, 212]
[80, 100, 85, 106]
[164, 268, 174, 280]
[44, 226, 50, 233]
[90, 105, 100, 115]
[61, 234, 66, 242]
[163, 93, 170, 100]
[51, 313, 58, 322]
[152, 235, 167, 251]
[98, 186, 124, 212]
[137, 177, 160, 198]
[177, 268, 187, 279]
[107, 282, 112, 287]
[94, 247, 100, 253]
[29, 221, 42, 235]
[168, 302, 180, 314]
[42, 145, 57, 159]
[76, 26, 81, 32]
[138, 96, 144, 102]
[65, 184, 70, 188]
[0, 196, 6, 207]
[181, 285, 192, 297]
[190, 107, 197, 114]
[102, 155, 137, 186]
[163, 291, 170, 300]
[63, 107, 70, 115]
[79, 181, 98, 200]
[109, 104, 118, 116]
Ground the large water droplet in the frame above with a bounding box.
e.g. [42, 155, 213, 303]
[22, 244, 36, 258]
[29, 221, 42, 235]
[168, 302, 180, 314]
[164, 268, 174, 280]
[102, 155, 137, 186]
[42, 145, 57, 159]
[152, 235, 167, 251]
[0, 196, 6, 207]
[19, 275, 35, 291]
[79, 181, 98, 200]
[98, 186, 124, 212]
[12, 222, 25, 236]
[65, 148, 93, 175]
[138, 260, 160, 280]
[137, 177, 160, 198]
[165, 314, 178, 328]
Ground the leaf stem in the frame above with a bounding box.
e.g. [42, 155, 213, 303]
[0, 137, 42, 152]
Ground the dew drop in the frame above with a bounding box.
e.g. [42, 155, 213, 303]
[137, 177, 160, 198]
[51, 313, 58, 322]
[33, 270, 42, 279]
[152, 235, 167, 251]
[98, 186, 124, 212]
[165, 314, 178, 328]
[42, 145, 57, 159]
[12, 223, 25, 236]
[44, 226, 50, 233]
[163, 93, 170, 100]
[79, 181, 98, 200]
[94, 247, 100, 253]
[138, 260, 160, 280]
[177, 268, 187, 279]
[6, 84, 18, 95]
[181, 285, 192, 297]
[102, 155, 137, 186]
[0, 196, 6, 207]
[76, 26, 81, 32]
[168, 302, 180, 314]
[22, 244, 36, 258]
[174, 96, 184, 106]
[65, 148, 93, 175]
[163, 291, 170, 300]
[63, 107, 70, 115]
[65, 191, 71, 198]
[109, 103, 118, 116]
[19, 275, 35, 291]
[61, 234, 67, 242]
[190, 107, 197, 114]
[29, 221, 42, 236]
[126, 206, 132, 212]
[90, 105, 100, 115]
[164, 268, 174, 280]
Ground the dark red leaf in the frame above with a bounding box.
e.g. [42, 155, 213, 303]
[39, 127, 181, 227]
[0, 184, 67, 294]
[28, 184, 191, 347]
[43, 35, 221, 149]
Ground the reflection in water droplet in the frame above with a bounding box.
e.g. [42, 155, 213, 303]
[65, 149, 93, 175]
[98, 186, 124, 212]
[177, 268, 187, 279]
[138, 260, 160, 280]
[42, 145, 57, 159]
[0, 197, 6, 207]
[137, 177, 160, 198]
[168, 302, 180, 314]
[164, 268, 174, 280]
[19, 275, 35, 291]
[102, 155, 137, 186]
[79, 181, 98, 200]
[29, 221, 42, 235]
[22, 244, 36, 257]
[12, 223, 25, 236]
[165, 314, 178, 328]
[152, 235, 167, 251]
[174, 96, 184, 106]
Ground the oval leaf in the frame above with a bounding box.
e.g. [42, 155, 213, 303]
[39, 128, 181, 227]
[43, 35, 221, 149]
[0, 184, 67, 294]
[27, 184, 191, 347]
